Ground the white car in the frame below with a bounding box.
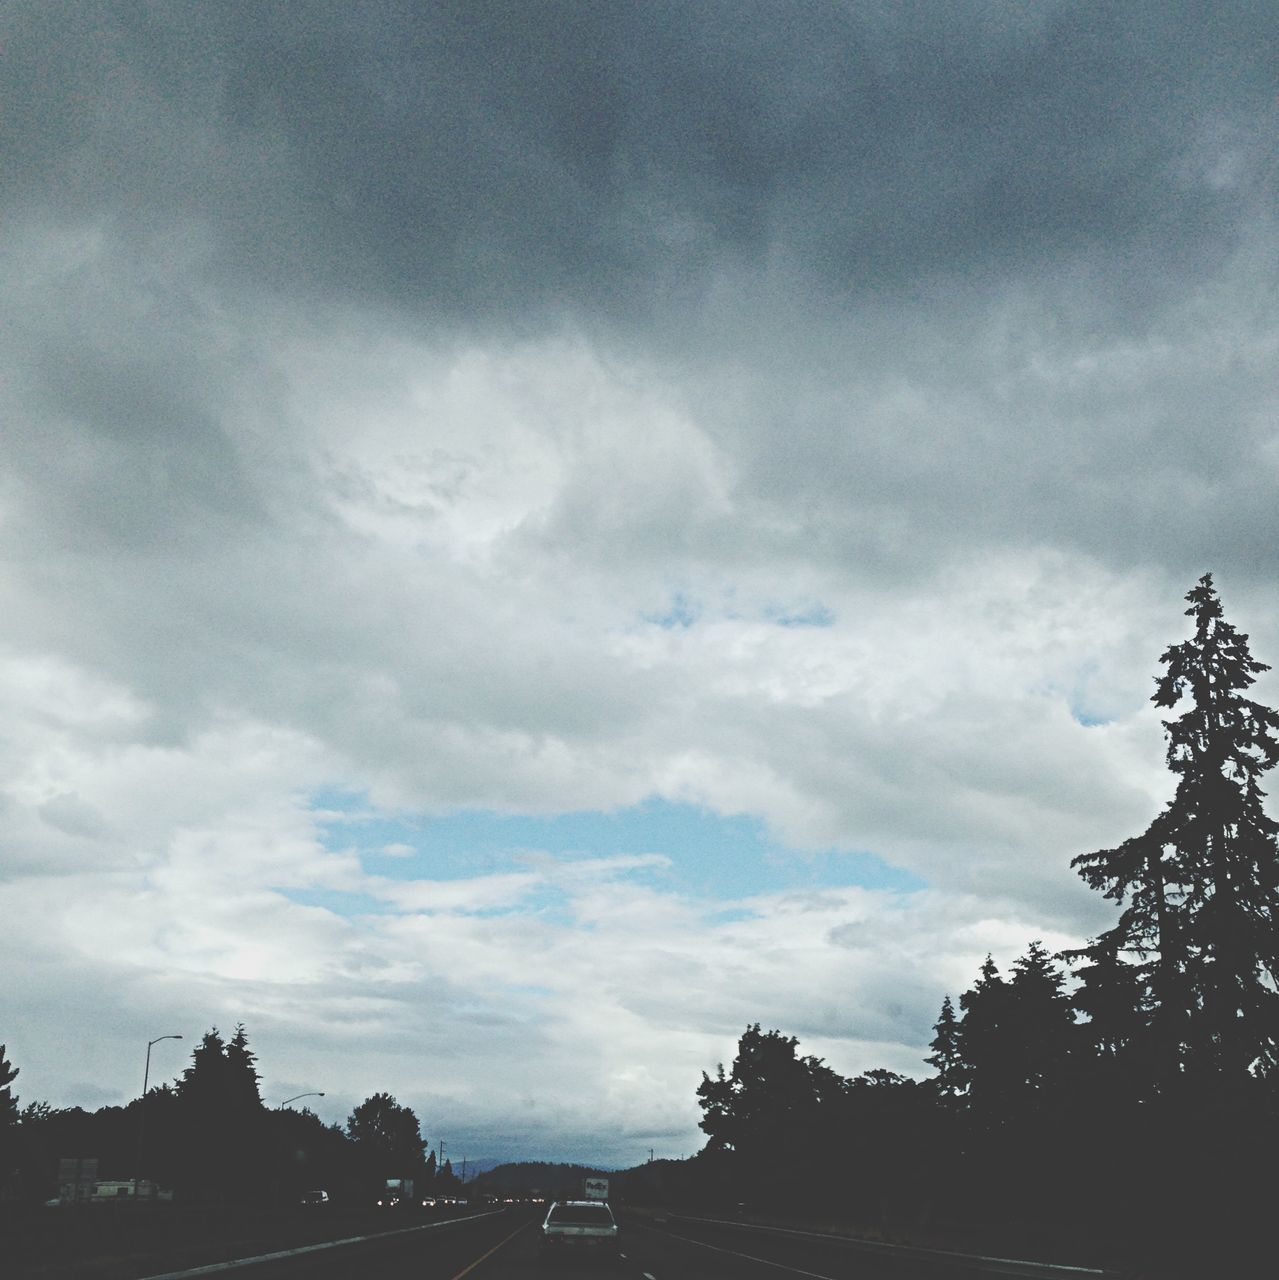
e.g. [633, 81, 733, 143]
[540, 1199, 620, 1257]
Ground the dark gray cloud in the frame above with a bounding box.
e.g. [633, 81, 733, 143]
[6, 2, 1274, 326]
[6, 2, 1277, 590]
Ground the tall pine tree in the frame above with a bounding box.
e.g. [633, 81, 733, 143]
[925, 996, 963, 1102]
[0, 1043, 18, 1183]
[1006, 941, 1076, 1102]
[0, 1044, 17, 1126]
[1072, 574, 1279, 1087]
[955, 956, 1012, 1118]
[225, 1024, 263, 1112]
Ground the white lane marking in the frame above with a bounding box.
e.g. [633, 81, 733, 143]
[671, 1215, 1108, 1276]
[643, 1273, 657, 1279]
[447, 1219, 531, 1280]
[638, 1221, 837, 1280]
[135, 1209, 509, 1279]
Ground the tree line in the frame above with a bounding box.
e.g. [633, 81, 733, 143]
[689, 576, 1279, 1271]
[1, 1026, 458, 1205]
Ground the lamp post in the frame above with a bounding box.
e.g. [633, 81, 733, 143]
[143, 1035, 183, 1100]
[279, 1092, 325, 1109]
[138, 1034, 183, 1182]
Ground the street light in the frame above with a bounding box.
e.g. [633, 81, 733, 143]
[143, 1035, 184, 1100]
[138, 1034, 183, 1182]
[279, 1092, 325, 1108]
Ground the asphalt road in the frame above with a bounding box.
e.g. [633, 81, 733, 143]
[157, 1205, 1029, 1280]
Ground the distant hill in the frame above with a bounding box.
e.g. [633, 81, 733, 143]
[472, 1161, 614, 1195]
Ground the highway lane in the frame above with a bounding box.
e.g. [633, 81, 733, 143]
[140, 1205, 1073, 1280]
[624, 1213, 983, 1279]
[297, 1207, 858, 1280]
[167, 1207, 535, 1280]
[148, 1205, 831, 1280]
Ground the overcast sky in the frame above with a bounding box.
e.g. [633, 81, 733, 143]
[3, 1, 1278, 1168]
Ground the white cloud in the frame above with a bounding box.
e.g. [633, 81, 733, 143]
[5, 3, 1279, 1165]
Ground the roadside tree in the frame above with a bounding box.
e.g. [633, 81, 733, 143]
[1071, 574, 1279, 1088]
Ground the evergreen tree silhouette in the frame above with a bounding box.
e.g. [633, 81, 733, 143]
[1072, 574, 1279, 1087]
[925, 996, 963, 1101]
[0, 1043, 18, 1187]
[1006, 941, 1075, 1104]
[1070, 932, 1151, 1100]
[225, 1024, 262, 1111]
[172, 1027, 267, 1201]
[956, 956, 1012, 1119]
[0, 1044, 17, 1125]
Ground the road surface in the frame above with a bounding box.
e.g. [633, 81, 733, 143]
[163, 1205, 1063, 1280]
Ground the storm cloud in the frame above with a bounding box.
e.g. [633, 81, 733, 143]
[3, 1, 1278, 1163]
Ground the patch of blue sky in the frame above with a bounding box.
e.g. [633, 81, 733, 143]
[643, 591, 700, 628]
[310, 791, 925, 900]
[765, 603, 836, 627]
[640, 592, 835, 630]
[1039, 659, 1117, 727]
[708, 907, 761, 924]
[1072, 709, 1112, 727]
[280, 887, 390, 917]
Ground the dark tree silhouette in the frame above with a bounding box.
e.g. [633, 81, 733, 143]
[1070, 932, 1150, 1099]
[956, 943, 1076, 1115]
[697, 1024, 847, 1207]
[0, 1044, 17, 1125]
[346, 1092, 426, 1177]
[1072, 574, 1279, 1087]
[225, 1024, 262, 1110]
[177, 1029, 231, 1106]
[955, 955, 1011, 1117]
[925, 996, 963, 1101]
[0, 1043, 18, 1189]
[697, 1024, 845, 1156]
[171, 1026, 270, 1201]
[1005, 941, 1075, 1103]
[941, 947, 1081, 1227]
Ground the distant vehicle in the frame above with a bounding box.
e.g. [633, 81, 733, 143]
[378, 1177, 413, 1206]
[88, 1179, 174, 1203]
[420, 1195, 437, 1208]
[582, 1176, 609, 1202]
[299, 1189, 329, 1206]
[540, 1199, 620, 1257]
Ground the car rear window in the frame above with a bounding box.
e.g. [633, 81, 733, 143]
[548, 1204, 613, 1225]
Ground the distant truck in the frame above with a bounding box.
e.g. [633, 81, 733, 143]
[379, 1178, 414, 1206]
[582, 1177, 609, 1202]
[89, 1179, 174, 1203]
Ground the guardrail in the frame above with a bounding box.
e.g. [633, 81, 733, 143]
[664, 1213, 1125, 1279]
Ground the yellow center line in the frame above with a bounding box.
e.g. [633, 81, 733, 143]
[448, 1219, 532, 1280]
